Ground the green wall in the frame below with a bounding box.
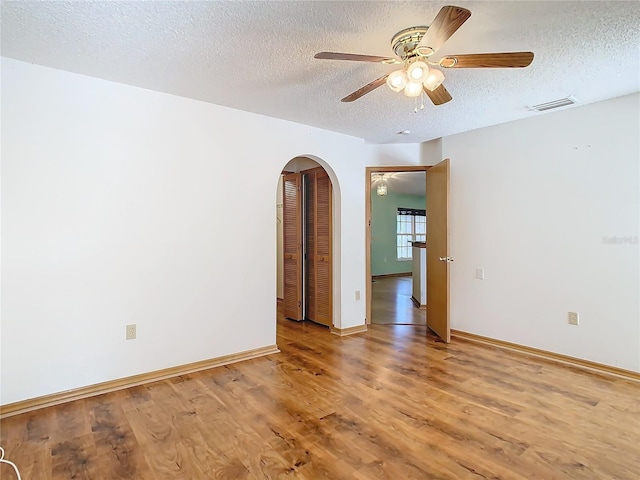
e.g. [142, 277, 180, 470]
[371, 190, 426, 276]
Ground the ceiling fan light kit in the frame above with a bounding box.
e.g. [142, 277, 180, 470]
[314, 5, 534, 105]
[387, 69, 408, 92]
[424, 68, 445, 91]
[404, 80, 424, 98]
[407, 59, 430, 83]
[388, 55, 445, 97]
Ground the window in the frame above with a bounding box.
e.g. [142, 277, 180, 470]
[396, 208, 426, 260]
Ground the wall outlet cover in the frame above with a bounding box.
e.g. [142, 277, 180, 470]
[126, 324, 137, 340]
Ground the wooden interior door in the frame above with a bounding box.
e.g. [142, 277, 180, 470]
[282, 172, 303, 320]
[426, 159, 451, 342]
[305, 169, 332, 327]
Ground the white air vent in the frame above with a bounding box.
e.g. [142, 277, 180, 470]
[528, 96, 578, 112]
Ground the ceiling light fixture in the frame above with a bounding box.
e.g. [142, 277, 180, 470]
[376, 174, 388, 196]
[385, 54, 446, 110]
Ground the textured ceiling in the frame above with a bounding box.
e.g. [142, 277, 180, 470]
[2, 1, 639, 144]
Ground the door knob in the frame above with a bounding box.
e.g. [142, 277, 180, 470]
[439, 256, 455, 262]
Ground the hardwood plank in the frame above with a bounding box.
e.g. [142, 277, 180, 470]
[90, 397, 156, 479]
[51, 434, 98, 480]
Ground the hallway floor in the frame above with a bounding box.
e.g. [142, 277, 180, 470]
[371, 275, 426, 326]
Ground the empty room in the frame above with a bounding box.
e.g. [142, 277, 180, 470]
[1, 1, 638, 479]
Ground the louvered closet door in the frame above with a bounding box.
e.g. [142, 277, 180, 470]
[306, 169, 332, 327]
[305, 173, 317, 322]
[282, 173, 303, 320]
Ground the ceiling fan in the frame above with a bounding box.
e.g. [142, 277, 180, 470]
[314, 5, 534, 106]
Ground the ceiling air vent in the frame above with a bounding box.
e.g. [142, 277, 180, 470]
[528, 96, 578, 112]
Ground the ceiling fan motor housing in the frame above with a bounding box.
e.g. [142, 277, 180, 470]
[391, 26, 432, 60]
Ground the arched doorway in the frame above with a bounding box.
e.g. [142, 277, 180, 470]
[276, 156, 338, 330]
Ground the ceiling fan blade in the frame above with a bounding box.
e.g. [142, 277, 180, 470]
[423, 84, 452, 106]
[440, 52, 534, 68]
[417, 6, 471, 55]
[342, 75, 389, 102]
[315, 52, 401, 64]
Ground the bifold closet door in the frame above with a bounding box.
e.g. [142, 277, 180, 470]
[282, 173, 302, 320]
[305, 169, 332, 327]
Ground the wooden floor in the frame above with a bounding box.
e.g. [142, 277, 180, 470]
[1, 318, 639, 479]
[371, 275, 426, 325]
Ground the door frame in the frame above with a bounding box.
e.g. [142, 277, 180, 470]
[365, 166, 429, 326]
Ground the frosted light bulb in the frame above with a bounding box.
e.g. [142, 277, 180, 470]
[404, 81, 423, 97]
[386, 70, 408, 92]
[407, 60, 430, 83]
[424, 68, 445, 91]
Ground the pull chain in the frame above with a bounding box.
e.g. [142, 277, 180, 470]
[413, 92, 426, 113]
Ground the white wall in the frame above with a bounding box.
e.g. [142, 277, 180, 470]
[0, 58, 419, 404]
[420, 138, 442, 166]
[443, 94, 640, 372]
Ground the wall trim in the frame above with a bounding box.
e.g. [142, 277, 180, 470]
[372, 273, 411, 279]
[451, 330, 640, 382]
[0, 345, 280, 419]
[331, 324, 368, 336]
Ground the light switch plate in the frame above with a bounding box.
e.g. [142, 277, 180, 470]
[568, 312, 579, 325]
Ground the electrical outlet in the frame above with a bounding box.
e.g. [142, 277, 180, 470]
[568, 312, 579, 325]
[355, 290, 361, 301]
[126, 324, 137, 340]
